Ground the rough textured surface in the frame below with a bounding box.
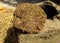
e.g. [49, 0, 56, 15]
[0, 7, 14, 43]
[13, 3, 47, 33]
[19, 31, 60, 43]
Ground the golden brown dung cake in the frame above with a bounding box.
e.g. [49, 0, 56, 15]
[13, 3, 47, 33]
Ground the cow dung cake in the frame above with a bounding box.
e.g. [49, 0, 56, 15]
[13, 3, 47, 33]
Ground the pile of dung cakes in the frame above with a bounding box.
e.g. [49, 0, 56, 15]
[0, 2, 47, 43]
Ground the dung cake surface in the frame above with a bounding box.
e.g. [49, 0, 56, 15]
[13, 3, 47, 33]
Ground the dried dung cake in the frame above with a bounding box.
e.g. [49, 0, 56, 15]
[13, 3, 47, 33]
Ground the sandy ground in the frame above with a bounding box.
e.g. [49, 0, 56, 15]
[18, 19, 60, 43]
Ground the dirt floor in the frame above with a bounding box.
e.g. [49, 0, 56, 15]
[18, 19, 60, 43]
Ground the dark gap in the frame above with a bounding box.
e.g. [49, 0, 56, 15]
[4, 27, 28, 43]
[4, 27, 19, 43]
[41, 5, 58, 20]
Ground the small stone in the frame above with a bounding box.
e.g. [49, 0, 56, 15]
[13, 3, 47, 33]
